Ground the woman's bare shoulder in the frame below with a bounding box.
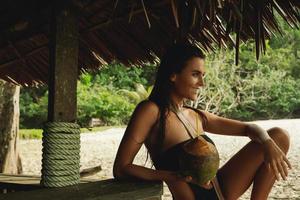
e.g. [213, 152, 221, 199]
[127, 100, 160, 129]
[126, 100, 160, 141]
[135, 100, 160, 116]
[184, 106, 207, 118]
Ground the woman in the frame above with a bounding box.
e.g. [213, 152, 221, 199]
[113, 44, 291, 199]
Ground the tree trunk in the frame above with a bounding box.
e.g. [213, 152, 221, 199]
[0, 80, 22, 174]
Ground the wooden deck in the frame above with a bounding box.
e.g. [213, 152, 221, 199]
[0, 174, 163, 200]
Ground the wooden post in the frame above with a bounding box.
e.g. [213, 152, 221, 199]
[0, 81, 22, 174]
[42, 1, 80, 187]
[48, 1, 78, 122]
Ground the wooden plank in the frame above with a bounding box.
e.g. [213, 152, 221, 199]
[0, 173, 40, 185]
[0, 173, 98, 192]
[0, 173, 96, 185]
[0, 178, 163, 200]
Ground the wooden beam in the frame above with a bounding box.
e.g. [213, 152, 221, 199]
[7, 41, 45, 79]
[48, 2, 79, 122]
[0, 46, 47, 69]
[81, 0, 169, 34]
[8, 41, 25, 62]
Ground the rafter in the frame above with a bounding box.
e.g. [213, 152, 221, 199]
[0, 45, 47, 69]
[81, 0, 169, 33]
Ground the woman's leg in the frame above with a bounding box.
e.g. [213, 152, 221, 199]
[217, 127, 290, 200]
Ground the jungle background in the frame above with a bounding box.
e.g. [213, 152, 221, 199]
[18, 18, 300, 139]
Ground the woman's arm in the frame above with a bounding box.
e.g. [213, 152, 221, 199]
[203, 111, 270, 143]
[203, 111, 248, 136]
[113, 100, 178, 182]
[203, 111, 291, 180]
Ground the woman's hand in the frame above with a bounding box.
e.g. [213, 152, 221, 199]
[183, 176, 212, 189]
[162, 171, 198, 184]
[166, 172, 212, 188]
[262, 139, 292, 181]
[162, 171, 189, 182]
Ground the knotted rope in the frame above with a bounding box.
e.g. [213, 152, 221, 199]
[41, 122, 80, 187]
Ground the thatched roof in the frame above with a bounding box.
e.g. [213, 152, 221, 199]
[0, 0, 299, 85]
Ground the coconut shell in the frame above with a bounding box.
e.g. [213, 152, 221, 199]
[179, 136, 220, 186]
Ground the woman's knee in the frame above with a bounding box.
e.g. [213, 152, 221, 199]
[267, 127, 290, 153]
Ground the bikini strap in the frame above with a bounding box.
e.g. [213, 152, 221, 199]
[212, 176, 225, 200]
[169, 105, 197, 139]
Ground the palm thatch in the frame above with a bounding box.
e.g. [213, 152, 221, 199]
[0, 0, 299, 85]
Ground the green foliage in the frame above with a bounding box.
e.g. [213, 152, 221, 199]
[20, 129, 43, 139]
[19, 87, 48, 128]
[265, 17, 300, 79]
[76, 63, 156, 126]
[196, 41, 300, 120]
[140, 64, 157, 86]
[77, 81, 136, 126]
[118, 83, 153, 104]
[90, 62, 152, 90]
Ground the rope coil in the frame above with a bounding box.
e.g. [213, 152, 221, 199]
[41, 122, 81, 187]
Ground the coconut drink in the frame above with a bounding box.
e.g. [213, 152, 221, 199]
[178, 135, 220, 186]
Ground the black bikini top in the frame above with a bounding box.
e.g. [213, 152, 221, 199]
[153, 105, 216, 171]
[153, 134, 215, 171]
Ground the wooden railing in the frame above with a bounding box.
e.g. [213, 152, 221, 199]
[0, 173, 163, 200]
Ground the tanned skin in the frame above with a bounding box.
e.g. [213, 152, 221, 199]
[113, 57, 291, 200]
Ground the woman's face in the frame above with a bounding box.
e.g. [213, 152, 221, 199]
[170, 57, 205, 101]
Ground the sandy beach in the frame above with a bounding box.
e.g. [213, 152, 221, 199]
[20, 119, 300, 199]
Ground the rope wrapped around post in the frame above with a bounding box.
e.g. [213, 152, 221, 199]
[41, 122, 80, 187]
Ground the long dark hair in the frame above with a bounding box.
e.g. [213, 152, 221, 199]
[148, 43, 206, 157]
